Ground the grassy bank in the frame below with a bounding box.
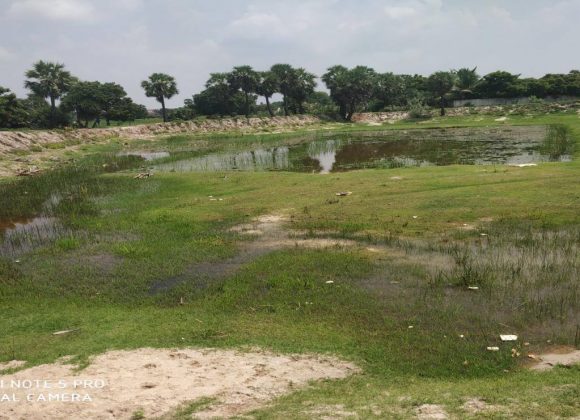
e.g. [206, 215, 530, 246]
[0, 112, 579, 418]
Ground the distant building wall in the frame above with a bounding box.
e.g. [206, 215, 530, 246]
[452, 96, 579, 107]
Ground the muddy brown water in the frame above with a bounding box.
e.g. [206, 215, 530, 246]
[152, 126, 572, 173]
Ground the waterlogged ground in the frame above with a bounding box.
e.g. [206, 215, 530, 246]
[0, 114, 579, 418]
[150, 125, 573, 174]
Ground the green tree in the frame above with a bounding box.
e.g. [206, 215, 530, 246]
[0, 87, 29, 128]
[227, 66, 259, 117]
[24, 60, 76, 127]
[474, 71, 523, 98]
[322, 65, 377, 121]
[141, 73, 178, 123]
[455, 67, 479, 98]
[256, 71, 278, 117]
[194, 73, 245, 116]
[98, 82, 130, 125]
[270, 64, 295, 116]
[426, 71, 457, 116]
[287, 68, 317, 114]
[60, 81, 103, 127]
[372, 72, 407, 110]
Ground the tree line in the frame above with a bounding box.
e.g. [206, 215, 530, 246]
[1, 60, 579, 129]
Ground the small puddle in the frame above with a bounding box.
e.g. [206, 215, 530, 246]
[153, 126, 572, 173]
[0, 216, 64, 256]
[117, 151, 170, 161]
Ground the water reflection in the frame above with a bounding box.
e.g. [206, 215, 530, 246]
[153, 126, 572, 174]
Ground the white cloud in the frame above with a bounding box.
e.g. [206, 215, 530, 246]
[8, 0, 96, 22]
[384, 6, 417, 20]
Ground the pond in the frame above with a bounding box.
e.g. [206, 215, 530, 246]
[153, 126, 572, 173]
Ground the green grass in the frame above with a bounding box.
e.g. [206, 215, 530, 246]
[0, 111, 579, 418]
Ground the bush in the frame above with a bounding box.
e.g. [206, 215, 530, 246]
[407, 98, 432, 119]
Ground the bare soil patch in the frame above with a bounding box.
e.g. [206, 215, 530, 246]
[0, 360, 26, 372]
[531, 347, 580, 371]
[0, 347, 358, 419]
[415, 403, 448, 419]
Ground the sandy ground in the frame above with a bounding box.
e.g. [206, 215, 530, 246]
[0, 347, 358, 419]
[531, 347, 580, 371]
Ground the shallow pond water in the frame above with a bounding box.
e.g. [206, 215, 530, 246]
[153, 126, 572, 173]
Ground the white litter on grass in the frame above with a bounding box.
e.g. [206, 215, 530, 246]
[495, 117, 508, 122]
[500, 335, 518, 342]
[467, 286, 479, 290]
[412, 216, 418, 219]
[325, 281, 334, 284]
[487, 347, 500, 352]
[509, 163, 537, 168]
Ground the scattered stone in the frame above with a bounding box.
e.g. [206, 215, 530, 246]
[134, 172, 153, 179]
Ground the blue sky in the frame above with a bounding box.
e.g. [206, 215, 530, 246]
[0, 0, 579, 107]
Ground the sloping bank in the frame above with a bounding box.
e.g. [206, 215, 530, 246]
[0, 115, 320, 156]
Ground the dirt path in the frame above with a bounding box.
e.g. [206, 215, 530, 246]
[0, 348, 358, 419]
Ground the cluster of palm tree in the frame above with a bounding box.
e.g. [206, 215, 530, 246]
[191, 64, 317, 118]
[8, 60, 579, 129]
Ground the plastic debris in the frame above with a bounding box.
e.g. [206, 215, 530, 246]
[467, 286, 479, 290]
[335, 191, 352, 196]
[408, 325, 414, 329]
[325, 281, 334, 284]
[500, 334, 518, 341]
[412, 216, 418, 219]
[509, 163, 537, 168]
[487, 346, 500, 351]
[52, 329, 78, 336]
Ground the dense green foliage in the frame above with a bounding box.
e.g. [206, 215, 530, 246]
[2, 60, 579, 128]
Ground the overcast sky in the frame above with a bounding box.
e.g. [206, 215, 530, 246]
[1, 0, 579, 107]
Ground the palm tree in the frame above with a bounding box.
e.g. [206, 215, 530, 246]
[24, 60, 76, 126]
[456, 67, 480, 99]
[256, 71, 278, 117]
[141, 73, 178, 122]
[227, 66, 259, 118]
[426, 71, 457, 116]
[270, 64, 294, 116]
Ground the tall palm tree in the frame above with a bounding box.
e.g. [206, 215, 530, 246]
[24, 60, 76, 126]
[227, 66, 259, 118]
[141, 73, 178, 122]
[256, 71, 278, 117]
